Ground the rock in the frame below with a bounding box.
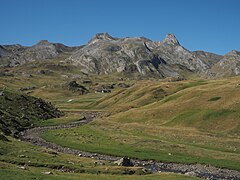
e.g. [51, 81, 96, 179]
[98, 161, 105, 165]
[19, 166, 27, 170]
[68, 33, 182, 78]
[45, 150, 58, 155]
[117, 83, 130, 88]
[19, 86, 36, 91]
[65, 81, 89, 95]
[0, 40, 79, 67]
[209, 50, 240, 77]
[37, 69, 52, 75]
[41, 171, 53, 175]
[114, 157, 133, 166]
[19, 155, 26, 158]
[82, 80, 92, 84]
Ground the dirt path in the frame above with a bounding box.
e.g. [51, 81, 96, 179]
[19, 111, 240, 180]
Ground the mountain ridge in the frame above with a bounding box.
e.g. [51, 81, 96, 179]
[0, 33, 239, 79]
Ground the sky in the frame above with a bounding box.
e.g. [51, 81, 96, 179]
[0, 0, 239, 55]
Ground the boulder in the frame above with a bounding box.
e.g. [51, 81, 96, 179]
[114, 157, 133, 166]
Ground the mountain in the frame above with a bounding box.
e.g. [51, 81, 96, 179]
[1, 33, 240, 79]
[0, 40, 79, 67]
[67, 33, 226, 78]
[68, 33, 185, 78]
[209, 50, 240, 77]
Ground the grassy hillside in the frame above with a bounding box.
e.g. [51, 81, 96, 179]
[108, 77, 240, 134]
[0, 60, 240, 178]
[89, 79, 207, 113]
[42, 77, 240, 170]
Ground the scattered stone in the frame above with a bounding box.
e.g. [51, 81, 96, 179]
[37, 69, 52, 75]
[19, 86, 36, 91]
[19, 166, 27, 170]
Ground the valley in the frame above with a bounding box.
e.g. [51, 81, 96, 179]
[0, 34, 240, 179]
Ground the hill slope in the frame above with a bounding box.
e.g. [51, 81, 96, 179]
[0, 90, 63, 136]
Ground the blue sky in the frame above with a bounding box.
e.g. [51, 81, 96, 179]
[1, 0, 239, 55]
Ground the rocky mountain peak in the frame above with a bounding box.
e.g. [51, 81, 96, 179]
[88, 32, 117, 45]
[225, 50, 240, 57]
[36, 40, 51, 46]
[162, 34, 180, 46]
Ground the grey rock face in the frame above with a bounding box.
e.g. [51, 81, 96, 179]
[209, 50, 240, 77]
[68, 33, 188, 78]
[0, 40, 79, 67]
[68, 33, 229, 78]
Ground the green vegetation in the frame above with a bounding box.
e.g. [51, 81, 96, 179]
[0, 137, 199, 179]
[42, 123, 240, 170]
[0, 90, 63, 135]
[41, 77, 240, 170]
[0, 60, 240, 178]
[33, 113, 85, 127]
[0, 161, 199, 180]
[0, 137, 156, 178]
